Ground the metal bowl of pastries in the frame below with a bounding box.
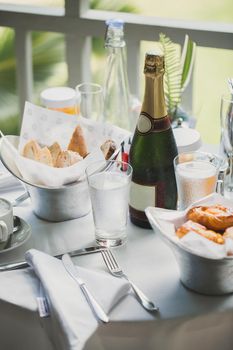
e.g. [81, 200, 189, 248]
[0, 132, 118, 222]
[146, 196, 233, 295]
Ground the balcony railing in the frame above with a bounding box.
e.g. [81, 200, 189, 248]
[0, 0, 233, 123]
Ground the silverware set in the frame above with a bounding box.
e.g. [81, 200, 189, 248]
[0, 245, 159, 320]
[61, 248, 158, 323]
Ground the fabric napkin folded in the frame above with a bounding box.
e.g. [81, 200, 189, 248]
[27, 249, 130, 350]
[0, 249, 130, 350]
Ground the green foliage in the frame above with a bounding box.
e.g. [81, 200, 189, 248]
[90, 0, 137, 13]
[0, 0, 138, 135]
[159, 33, 196, 121]
[0, 29, 65, 135]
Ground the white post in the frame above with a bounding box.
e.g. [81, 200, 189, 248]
[14, 29, 33, 125]
[65, 0, 91, 88]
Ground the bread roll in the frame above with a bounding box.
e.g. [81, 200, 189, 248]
[68, 125, 88, 158]
[48, 142, 62, 166]
[100, 139, 117, 160]
[38, 147, 53, 167]
[55, 150, 83, 168]
[22, 139, 41, 161]
[22, 140, 53, 166]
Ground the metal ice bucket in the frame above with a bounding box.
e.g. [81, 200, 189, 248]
[146, 207, 233, 296]
[24, 180, 91, 222]
[0, 135, 91, 222]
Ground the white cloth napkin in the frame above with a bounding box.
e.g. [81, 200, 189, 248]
[0, 249, 130, 350]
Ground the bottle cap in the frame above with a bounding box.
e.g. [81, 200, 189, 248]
[40, 87, 80, 109]
[106, 19, 124, 28]
[173, 127, 202, 153]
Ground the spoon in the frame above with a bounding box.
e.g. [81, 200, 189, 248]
[12, 192, 30, 207]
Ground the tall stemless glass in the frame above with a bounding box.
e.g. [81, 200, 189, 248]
[174, 152, 222, 210]
[76, 83, 104, 122]
[86, 160, 132, 247]
[220, 93, 233, 195]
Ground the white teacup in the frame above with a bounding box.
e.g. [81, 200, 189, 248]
[0, 198, 14, 250]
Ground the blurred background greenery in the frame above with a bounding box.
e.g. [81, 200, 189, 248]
[0, 0, 232, 144]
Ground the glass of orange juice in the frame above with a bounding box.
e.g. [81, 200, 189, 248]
[174, 152, 222, 210]
[40, 87, 80, 115]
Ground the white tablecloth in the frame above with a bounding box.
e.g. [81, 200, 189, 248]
[1, 168, 233, 350]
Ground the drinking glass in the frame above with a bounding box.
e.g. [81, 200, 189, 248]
[220, 93, 233, 195]
[86, 160, 133, 247]
[76, 83, 104, 122]
[174, 152, 222, 210]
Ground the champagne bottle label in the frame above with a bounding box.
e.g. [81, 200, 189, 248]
[137, 112, 170, 135]
[130, 180, 165, 211]
[130, 182, 155, 210]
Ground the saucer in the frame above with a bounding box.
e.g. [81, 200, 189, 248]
[0, 216, 31, 253]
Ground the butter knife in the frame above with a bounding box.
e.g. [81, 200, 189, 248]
[62, 253, 109, 323]
[0, 246, 106, 272]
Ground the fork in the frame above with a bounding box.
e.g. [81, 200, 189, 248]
[101, 249, 159, 312]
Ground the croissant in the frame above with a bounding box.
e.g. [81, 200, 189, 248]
[187, 205, 233, 231]
[176, 219, 225, 245]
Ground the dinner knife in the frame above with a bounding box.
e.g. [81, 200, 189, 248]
[0, 246, 106, 272]
[62, 253, 109, 323]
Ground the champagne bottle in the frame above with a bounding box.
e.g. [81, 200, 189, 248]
[129, 51, 178, 228]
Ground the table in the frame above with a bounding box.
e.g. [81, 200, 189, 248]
[1, 180, 233, 350]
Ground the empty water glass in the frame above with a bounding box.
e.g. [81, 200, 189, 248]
[86, 160, 132, 247]
[76, 83, 104, 122]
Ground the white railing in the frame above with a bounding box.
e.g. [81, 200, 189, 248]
[0, 0, 232, 122]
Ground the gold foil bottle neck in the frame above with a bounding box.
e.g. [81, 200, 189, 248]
[144, 52, 165, 77]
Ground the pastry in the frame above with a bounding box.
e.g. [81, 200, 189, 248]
[48, 142, 62, 166]
[176, 220, 206, 238]
[100, 139, 117, 160]
[68, 125, 88, 158]
[55, 150, 83, 168]
[176, 219, 225, 244]
[187, 205, 233, 231]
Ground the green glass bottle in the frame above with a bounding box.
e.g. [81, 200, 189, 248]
[129, 51, 178, 228]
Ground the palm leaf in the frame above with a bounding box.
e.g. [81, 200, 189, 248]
[159, 33, 196, 120]
[180, 34, 196, 91]
[159, 33, 182, 114]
